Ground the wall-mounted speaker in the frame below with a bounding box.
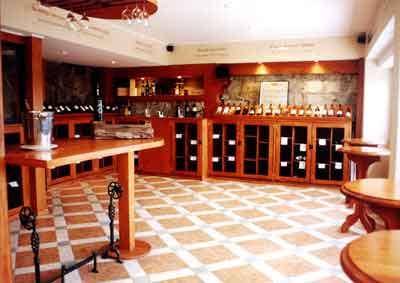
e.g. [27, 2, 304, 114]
[215, 65, 230, 79]
[166, 44, 174, 52]
[357, 32, 372, 44]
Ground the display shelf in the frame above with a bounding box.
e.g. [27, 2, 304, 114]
[123, 95, 205, 102]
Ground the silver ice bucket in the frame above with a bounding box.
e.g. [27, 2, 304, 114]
[22, 111, 57, 151]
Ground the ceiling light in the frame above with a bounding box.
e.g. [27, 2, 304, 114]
[314, 60, 319, 63]
[177, 76, 182, 79]
[59, 50, 68, 56]
[111, 60, 117, 65]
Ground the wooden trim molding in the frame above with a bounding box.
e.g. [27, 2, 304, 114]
[25, 36, 44, 111]
[0, 39, 14, 283]
[356, 58, 365, 138]
[0, 31, 25, 45]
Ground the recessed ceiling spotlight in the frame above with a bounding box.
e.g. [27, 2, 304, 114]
[59, 50, 68, 56]
[111, 60, 117, 65]
[314, 60, 319, 63]
[177, 75, 182, 79]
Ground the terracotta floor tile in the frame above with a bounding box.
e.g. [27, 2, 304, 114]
[172, 230, 213, 245]
[280, 231, 323, 246]
[142, 176, 168, 183]
[213, 265, 272, 283]
[254, 219, 292, 231]
[247, 196, 277, 205]
[234, 209, 266, 219]
[320, 209, 349, 220]
[188, 186, 216, 193]
[137, 198, 167, 206]
[182, 203, 214, 213]
[158, 217, 194, 229]
[296, 201, 326, 209]
[68, 226, 105, 240]
[289, 214, 324, 225]
[158, 275, 203, 283]
[62, 204, 93, 213]
[136, 221, 153, 232]
[275, 193, 305, 201]
[169, 195, 199, 203]
[216, 199, 246, 209]
[191, 245, 236, 264]
[311, 246, 342, 266]
[136, 191, 156, 198]
[36, 218, 55, 228]
[138, 235, 166, 249]
[160, 188, 186, 195]
[15, 247, 59, 268]
[202, 192, 230, 200]
[311, 276, 349, 283]
[146, 207, 179, 216]
[267, 205, 301, 214]
[65, 214, 98, 225]
[96, 194, 109, 201]
[265, 255, 319, 277]
[138, 253, 188, 273]
[60, 189, 84, 196]
[216, 183, 244, 190]
[154, 182, 178, 189]
[60, 195, 88, 204]
[301, 190, 332, 198]
[257, 187, 286, 194]
[197, 213, 232, 224]
[18, 230, 57, 246]
[15, 269, 61, 283]
[237, 238, 282, 255]
[317, 225, 360, 239]
[72, 241, 108, 260]
[230, 190, 260, 198]
[216, 224, 254, 238]
[79, 262, 130, 283]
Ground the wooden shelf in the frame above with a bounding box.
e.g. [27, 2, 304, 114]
[121, 95, 205, 102]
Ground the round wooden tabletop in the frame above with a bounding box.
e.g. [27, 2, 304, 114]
[341, 230, 400, 283]
[342, 138, 383, 147]
[341, 178, 400, 208]
[338, 145, 390, 157]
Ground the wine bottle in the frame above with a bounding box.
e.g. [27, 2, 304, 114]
[314, 105, 321, 117]
[191, 104, 198, 117]
[274, 104, 281, 116]
[65, 105, 72, 113]
[235, 104, 242, 115]
[242, 104, 249, 115]
[94, 83, 103, 121]
[305, 104, 313, 116]
[145, 80, 150, 96]
[265, 104, 272, 116]
[249, 105, 255, 115]
[345, 107, 352, 118]
[256, 104, 263, 115]
[282, 104, 289, 116]
[216, 103, 223, 115]
[336, 104, 344, 117]
[328, 104, 335, 116]
[185, 102, 191, 117]
[289, 105, 297, 116]
[298, 105, 305, 116]
[321, 104, 328, 117]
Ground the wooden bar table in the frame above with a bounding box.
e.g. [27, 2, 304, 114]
[342, 138, 383, 148]
[341, 179, 400, 233]
[6, 138, 164, 259]
[341, 230, 400, 283]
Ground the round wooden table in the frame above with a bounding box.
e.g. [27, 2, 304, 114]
[337, 146, 390, 179]
[342, 138, 383, 148]
[341, 179, 400, 233]
[341, 230, 400, 283]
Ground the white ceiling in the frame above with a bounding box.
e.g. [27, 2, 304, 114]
[124, 0, 381, 44]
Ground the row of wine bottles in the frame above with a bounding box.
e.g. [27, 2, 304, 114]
[176, 103, 202, 118]
[43, 103, 120, 114]
[216, 103, 352, 118]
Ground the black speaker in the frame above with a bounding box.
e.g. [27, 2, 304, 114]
[166, 45, 174, 52]
[357, 32, 371, 44]
[215, 65, 230, 79]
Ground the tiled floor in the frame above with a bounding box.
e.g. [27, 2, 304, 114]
[9, 173, 370, 283]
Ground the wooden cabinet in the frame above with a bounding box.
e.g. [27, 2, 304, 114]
[209, 116, 351, 185]
[172, 119, 207, 177]
[311, 124, 350, 185]
[242, 123, 273, 179]
[209, 120, 240, 176]
[274, 124, 311, 182]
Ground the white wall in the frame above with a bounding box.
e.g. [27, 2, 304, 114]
[363, 60, 392, 177]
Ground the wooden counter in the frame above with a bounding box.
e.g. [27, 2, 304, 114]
[6, 138, 164, 259]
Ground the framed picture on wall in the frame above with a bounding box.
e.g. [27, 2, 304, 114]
[259, 81, 289, 105]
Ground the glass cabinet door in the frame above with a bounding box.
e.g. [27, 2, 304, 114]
[174, 123, 198, 173]
[211, 123, 238, 174]
[243, 124, 270, 177]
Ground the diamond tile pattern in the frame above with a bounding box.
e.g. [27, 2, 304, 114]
[9, 173, 366, 282]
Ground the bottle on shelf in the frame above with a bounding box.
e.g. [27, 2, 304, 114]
[321, 104, 328, 117]
[185, 102, 191, 117]
[274, 104, 282, 116]
[145, 80, 150, 96]
[282, 104, 289, 116]
[314, 105, 321, 117]
[235, 103, 242, 115]
[256, 104, 263, 115]
[191, 103, 198, 117]
[328, 104, 335, 116]
[216, 103, 223, 115]
[94, 83, 103, 121]
[336, 104, 344, 117]
[289, 105, 297, 116]
[176, 104, 184, 118]
[265, 104, 272, 116]
[229, 104, 236, 115]
[65, 104, 72, 113]
[345, 106, 352, 118]
[152, 80, 156, 96]
[242, 103, 249, 115]
[298, 105, 305, 116]
[305, 104, 313, 116]
[249, 105, 255, 115]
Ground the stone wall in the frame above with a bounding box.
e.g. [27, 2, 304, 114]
[45, 61, 96, 106]
[222, 74, 358, 106]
